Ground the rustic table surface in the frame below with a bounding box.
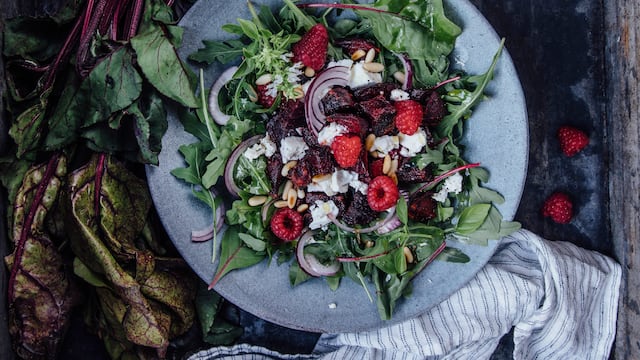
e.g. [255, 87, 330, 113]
[1, 0, 638, 359]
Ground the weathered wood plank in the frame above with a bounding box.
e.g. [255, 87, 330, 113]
[604, 1, 640, 358]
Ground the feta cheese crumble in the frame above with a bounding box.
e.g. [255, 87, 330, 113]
[371, 135, 400, 157]
[280, 136, 308, 163]
[317, 123, 348, 146]
[307, 170, 361, 196]
[399, 128, 428, 157]
[349, 61, 383, 88]
[243, 135, 277, 160]
[309, 200, 340, 230]
[432, 172, 464, 203]
[390, 89, 410, 101]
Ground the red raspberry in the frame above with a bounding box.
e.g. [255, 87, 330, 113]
[292, 24, 328, 71]
[270, 207, 304, 241]
[394, 100, 423, 135]
[255, 84, 276, 108]
[331, 135, 362, 168]
[367, 175, 400, 211]
[542, 192, 573, 224]
[557, 126, 589, 157]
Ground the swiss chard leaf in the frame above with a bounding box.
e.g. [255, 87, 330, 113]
[131, 24, 198, 108]
[5, 154, 79, 358]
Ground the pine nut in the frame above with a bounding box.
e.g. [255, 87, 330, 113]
[274, 200, 288, 208]
[248, 195, 268, 206]
[390, 158, 399, 175]
[297, 203, 309, 212]
[363, 62, 384, 73]
[292, 85, 304, 99]
[247, 85, 258, 102]
[365, 240, 375, 248]
[393, 71, 406, 84]
[287, 188, 298, 208]
[389, 172, 398, 185]
[364, 48, 376, 63]
[304, 66, 315, 77]
[351, 49, 366, 61]
[282, 180, 293, 201]
[382, 155, 392, 174]
[255, 73, 272, 86]
[403, 247, 414, 264]
[281, 161, 297, 177]
[365, 133, 376, 151]
[312, 173, 331, 183]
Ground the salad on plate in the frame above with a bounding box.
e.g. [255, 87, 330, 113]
[171, 0, 520, 320]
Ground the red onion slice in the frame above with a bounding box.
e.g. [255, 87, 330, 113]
[191, 189, 226, 242]
[296, 231, 341, 277]
[209, 66, 238, 125]
[223, 135, 264, 198]
[304, 65, 351, 136]
[394, 53, 413, 90]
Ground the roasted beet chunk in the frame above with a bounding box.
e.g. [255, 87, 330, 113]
[326, 113, 369, 138]
[267, 153, 284, 196]
[408, 191, 437, 222]
[289, 147, 335, 187]
[396, 159, 433, 184]
[321, 86, 355, 115]
[334, 38, 379, 57]
[266, 99, 305, 144]
[358, 94, 396, 136]
[353, 82, 399, 101]
[423, 91, 447, 127]
[342, 191, 377, 226]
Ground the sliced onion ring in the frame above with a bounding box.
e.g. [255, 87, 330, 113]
[394, 52, 413, 90]
[296, 231, 341, 277]
[224, 135, 264, 198]
[304, 65, 351, 136]
[209, 66, 238, 125]
[327, 206, 396, 234]
[191, 190, 226, 242]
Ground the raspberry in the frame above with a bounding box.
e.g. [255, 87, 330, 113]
[394, 100, 423, 135]
[255, 84, 276, 108]
[292, 24, 328, 71]
[542, 192, 573, 224]
[557, 126, 589, 157]
[331, 135, 362, 168]
[367, 175, 400, 211]
[270, 208, 304, 241]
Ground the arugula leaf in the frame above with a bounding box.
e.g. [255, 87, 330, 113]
[189, 39, 246, 64]
[436, 247, 471, 263]
[437, 39, 505, 137]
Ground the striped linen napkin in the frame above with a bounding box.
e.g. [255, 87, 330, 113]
[188, 229, 621, 360]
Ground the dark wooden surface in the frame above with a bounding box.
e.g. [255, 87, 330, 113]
[1, 0, 638, 359]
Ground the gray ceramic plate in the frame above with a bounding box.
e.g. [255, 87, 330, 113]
[146, 0, 528, 333]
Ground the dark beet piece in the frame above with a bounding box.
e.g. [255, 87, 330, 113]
[358, 94, 396, 136]
[334, 38, 379, 56]
[267, 154, 284, 196]
[321, 86, 355, 115]
[342, 191, 377, 226]
[266, 99, 305, 144]
[408, 191, 437, 222]
[326, 113, 369, 138]
[289, 147, 335, 187]
[353, 82, 399, 101]
[423, 91, 447, 127]
[397, 159, 433, 184]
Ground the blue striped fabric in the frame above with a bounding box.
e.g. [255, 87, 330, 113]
[188, 230, 621, 360]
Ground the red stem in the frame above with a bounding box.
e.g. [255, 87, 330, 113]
[94, 153, 107, 217]
[416, 163, 481, 193]
[43, 14, 83, 89]
[298, 3, 393, 14]
[433, 76, 461, 90]
[208, 246, 243, 289]
[125, 0, 145, 40]
[8, 154, 62, 301]
[336, 248, 394, 263]
[76, 0, 110, 77]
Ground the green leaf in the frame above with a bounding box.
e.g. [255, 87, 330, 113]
[289, 261, 311, 287]
[455, 203, 491, 235]
[8, 92, 49, 157]
[127, 90, 168, 165]
[396, 196, 408, 225]
[131, 24, 198, 108]
[211, 226, 266, 286]
[437, 39, 505, 137]
[189, 39, 246, 64]
[238, 233, 267, 252]
[436, 247, 470, 263]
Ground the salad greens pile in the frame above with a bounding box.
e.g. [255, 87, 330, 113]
[173, 0, 520, 321]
